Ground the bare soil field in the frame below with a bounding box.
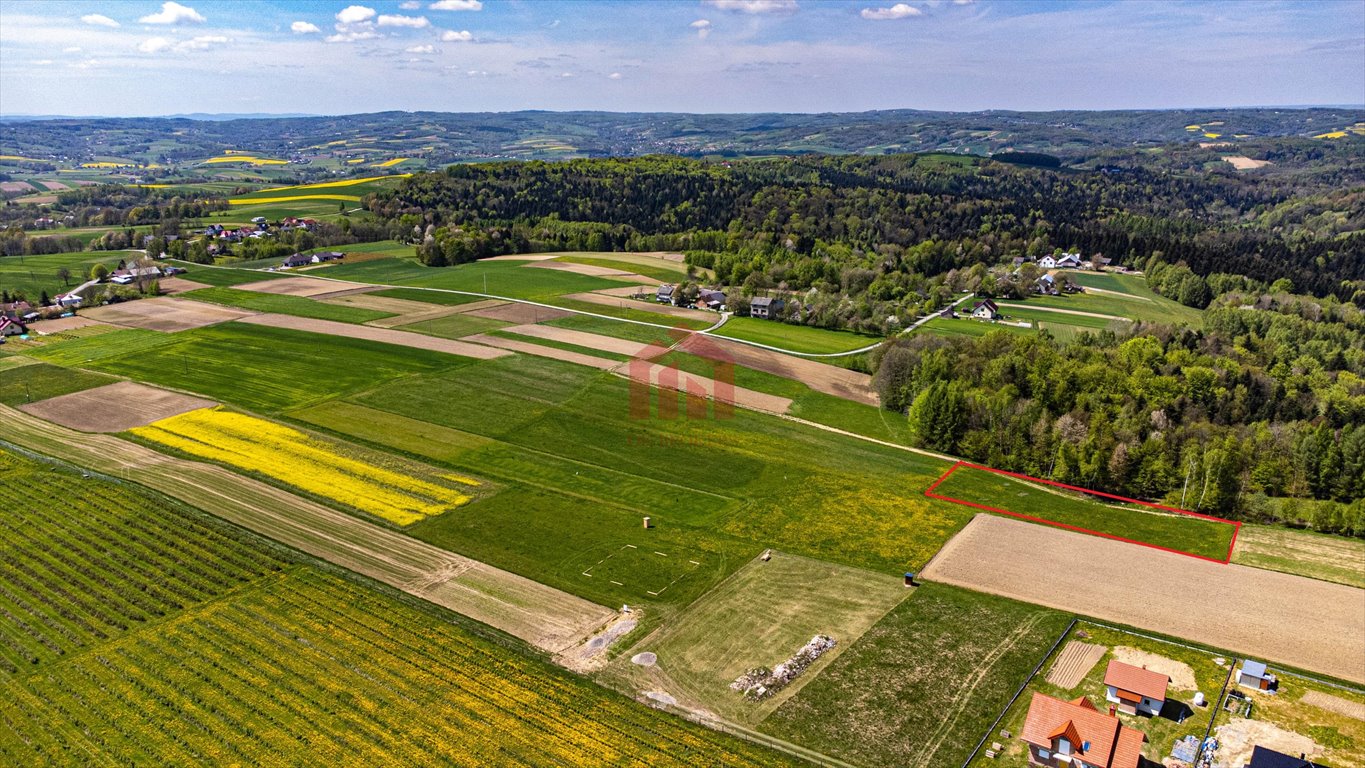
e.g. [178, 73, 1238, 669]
[529, 261, 655, 283]
[1045, 641, 1105, 688]
[156, 277, 212, 295]
[566, 291, 716, 322]
[622, 360, 794, 414]
[465, 302, 573, 324]
[1214, 718, 1321, 768]
[481, 252, 565, 261]
[235, 276, 372, 298]
[1222, 156, 1272, 170]
[1302, 690, 1365, 721]
[84, 297, 257, 332]
[923, 514, 1365, 684]
[0, 181, 35, 193]
[235, 314, 511, 359]
[995, 302, 1131, 321]
[503, 323, 659, 357]
[19, 381, 216, 432]
[679, 334, 879, 406]
[320, 293, 438, 315]
[29, 315, 107, 333]
[36, 180, 69, 190]
[0, 404, 615, 653]
[464, 334, 621, 370]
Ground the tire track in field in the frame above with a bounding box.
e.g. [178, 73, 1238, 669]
[910, 611, 1049, 768]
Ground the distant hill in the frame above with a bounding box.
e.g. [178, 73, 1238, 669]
[1, 108, 1360, 167]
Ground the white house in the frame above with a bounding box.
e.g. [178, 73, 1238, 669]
[1103, 660, 1168, 716]
[1055, 252, 1083, 269]
[970, 298, 1000, 320]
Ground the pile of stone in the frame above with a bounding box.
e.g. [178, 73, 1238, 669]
[730, 635, 836, 700]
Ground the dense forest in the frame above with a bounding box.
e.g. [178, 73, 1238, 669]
[369, 150, 1365, 332]
[874, 292, 1365, 533]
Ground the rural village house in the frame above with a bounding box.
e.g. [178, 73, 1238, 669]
[282, 253, 313, 268]
[1039, 252, 1083, 269]
[0, 316, 27, 337]
[1020, 692, 1146, 768]
[697, 288, 726, 310]
[657, 284, 676, 304]
[1102, 660, 1168, 716]
[971, 298, 1000, 320]
[750, 296, 784, 319]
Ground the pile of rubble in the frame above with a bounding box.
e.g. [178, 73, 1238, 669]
[730, 635, 836, 700]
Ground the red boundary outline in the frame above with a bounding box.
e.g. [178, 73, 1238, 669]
[925, 461, 1241, 564]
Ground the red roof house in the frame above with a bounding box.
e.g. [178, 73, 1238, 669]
[1103, 660, 1169, 716]
[1020, 692, 1146, 768]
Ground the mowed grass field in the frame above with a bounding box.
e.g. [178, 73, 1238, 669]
[711, 316, 881, 355]
[762, 584, 1071, 768]
[0, 361, 116, 406]
[0, 450, 796, 767]
[930, 465, 1237, 561]
[316, 256, 635, 301]
[1232, 523, 1365, 588]
[1011, 278, 1203, 326]
[606, 552, 910, 725]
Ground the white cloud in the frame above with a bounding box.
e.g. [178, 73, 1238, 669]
[33, 59, 53, 66]
[176, 35, 228, 51]
[80, 13, 120, 28]
[691, 18, 712, 38]
[335, 5, 377, 25]
[703, 0, 797, 14]
[399, 0, 420, 7]
[137, 36, 173, 53]
[405, 44, 436, 53]
[608, 72, 622, 79]
[440, 29, 472, 41]
[861, 3, 922, 20]
[290, 20, 321, 33]
[69, 58, 101, 70]
[953, 0, 975, 4]
[325, 29, 381, 43]
[466, 69, 487, 76]
[138, 2, 205, 24]
[430, 0, 482, 10]
[377, 14, 430, 28]
[559, 72, 574, 78]
[63, 46, 83, 53]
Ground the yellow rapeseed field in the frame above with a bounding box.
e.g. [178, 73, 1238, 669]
[228, 194, 362, 205]
[0, 154, 40, 162]
[250, 174, 412, 193]
[81, 161, 134, 168]
[372, 158, 408, 167]
[203, 155, 290, 165]
[133, 408, 478, 526]
[1314, 131, 1348, 139]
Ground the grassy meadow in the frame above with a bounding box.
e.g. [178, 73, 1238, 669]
[182, 286, 396, 323]
[711, 316, 881, 354]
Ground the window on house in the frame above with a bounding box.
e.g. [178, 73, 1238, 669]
[1058, 738, 1071, 754]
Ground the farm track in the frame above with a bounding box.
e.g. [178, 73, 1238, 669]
[924, 515, 1365, 684]
[0, 405, 614, 653]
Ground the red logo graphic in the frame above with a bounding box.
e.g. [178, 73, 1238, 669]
[628, 325, 735, 421]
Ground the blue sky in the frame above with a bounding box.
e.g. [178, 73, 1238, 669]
[0, 0, 1361, 116]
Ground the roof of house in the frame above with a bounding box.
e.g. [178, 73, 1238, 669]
[1247, 746, 1328, 768]
[657, 284, 675, 293]
[752, 296, 781, 307]
[973, 299, 999, 311]
[1020, 693, 1145, 768]
[1241, 660, 1268, 679]
[1104, 660, 1169, 701]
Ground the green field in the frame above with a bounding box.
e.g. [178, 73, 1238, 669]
[1007, 280, 1202, 326]
[83, 323, 471, 412]
[0, 251, 134, 299]
[182, 287, 395, 323]
[553, 253, 691, 282]
[1232, 523, 1365, 588]
[400, 312, 511, 339]
[317, 257, 631, 301]
[544, 313, 684, 344]
[931, 465, 1237, 561]
[0, 450, 795, 767]
[23, 328, 180, 366]
[277, 354, 972, 615]
[0, 361, 116, 406]
[165, 263, 286, 287]
[763, 583, 1071, 768]
[549, 297, 713, 330]
[922, 316, 1035, 338]
[711, 316, 881, 355]
[995, 304, 1122, 329]
[367, 287, 487, 306]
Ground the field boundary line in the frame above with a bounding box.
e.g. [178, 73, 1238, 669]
[959, 616, 1078, 768]
[924, 462, 1240, 563]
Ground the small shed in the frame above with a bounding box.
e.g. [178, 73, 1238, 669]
[1237, 660, 1277, 691]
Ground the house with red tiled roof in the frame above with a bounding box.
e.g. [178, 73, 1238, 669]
[1020, 692, 1146, 768]
[1103, 660, 1169, 716]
